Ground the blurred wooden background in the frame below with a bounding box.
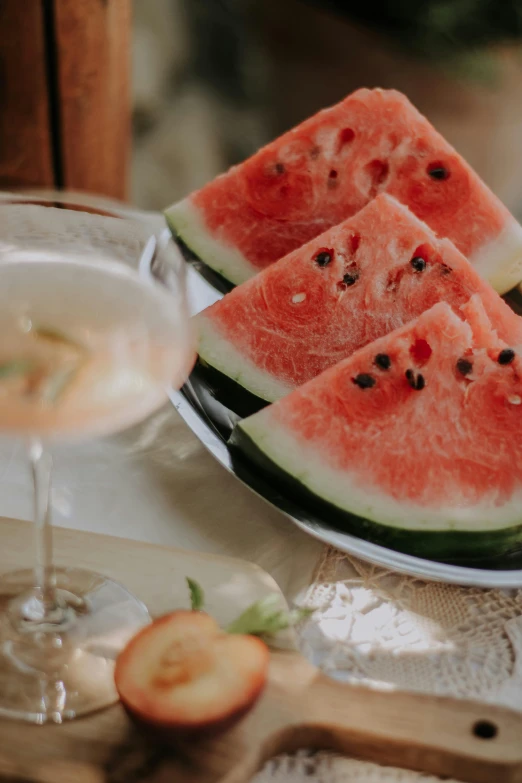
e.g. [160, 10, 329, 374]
[0, 0, 131, 201]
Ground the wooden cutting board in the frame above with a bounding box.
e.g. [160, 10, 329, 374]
[0, 517, 521, 783]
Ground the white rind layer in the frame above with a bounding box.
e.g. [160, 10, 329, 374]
[240, 411, 522, 532]
[165, 198, 255, 286]
[197, 313, 294, 402]
[471, 216, 522, 294]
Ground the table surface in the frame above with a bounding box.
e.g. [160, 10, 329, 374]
[1, 194, 522, 783]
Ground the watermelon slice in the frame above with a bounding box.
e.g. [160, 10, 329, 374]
[230, 297, 522, 562]
[166, 88, 522, 293]
[195, 194, 522, 415]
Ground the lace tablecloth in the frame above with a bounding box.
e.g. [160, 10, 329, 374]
[1, 195, 521, 783]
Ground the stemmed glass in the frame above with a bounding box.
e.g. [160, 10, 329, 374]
[0, 228, 194, 723]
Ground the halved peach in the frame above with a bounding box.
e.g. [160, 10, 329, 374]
[114, 610, 269, 737]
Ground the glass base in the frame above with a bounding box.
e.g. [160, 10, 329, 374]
[0, 567, 150, 723]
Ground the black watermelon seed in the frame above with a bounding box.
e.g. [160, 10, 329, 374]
[375, 353, 391, 371]
[456, 358, 473, 376]
[441, 263, 452, 275]
[405, 369, 425, 390]
[315, 251, 332, 268]
[428, 165, 449, 180]
[498, 348, 515, 365]
[353, 373, 376, 389]
[342, 270, 359, 287]
[411, 256, 426, 272]
[274, 162, 285, 174]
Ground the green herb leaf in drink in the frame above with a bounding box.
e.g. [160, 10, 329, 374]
[0, 359, 37, 379]
[33, 326, 86, 354]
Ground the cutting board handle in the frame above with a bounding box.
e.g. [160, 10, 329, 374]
[305, 671, 522, 783]
[218, 656, 522, 783]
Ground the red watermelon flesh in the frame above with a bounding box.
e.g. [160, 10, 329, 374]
[232, 297, 522, 556]
[196, 195, 522, 406]
[166, 88, 522, 293]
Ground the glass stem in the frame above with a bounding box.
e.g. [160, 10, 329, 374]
[29, 439, 57, 614]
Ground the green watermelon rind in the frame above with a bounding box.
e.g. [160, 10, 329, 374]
[197, 312, 293, 404]
[231, 417, 522, 562]
[192, 358, 269, 418]
[173, 231, 235, 295]
[165, 198, 255, 286]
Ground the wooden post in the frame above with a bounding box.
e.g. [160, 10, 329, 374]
[0, 2, 54, 190]
[0, 0, 131, 201]
[53, 0, 132, 200]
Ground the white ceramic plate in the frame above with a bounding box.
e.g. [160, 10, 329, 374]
[150, 235, 522, 588]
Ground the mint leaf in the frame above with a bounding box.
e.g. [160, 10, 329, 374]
[41, 364, 80, 404]
[186, 577, 205, 612]
[226, 594, 313, 636]
[33, 326, 85, 353]
[0, 359, 36, 379]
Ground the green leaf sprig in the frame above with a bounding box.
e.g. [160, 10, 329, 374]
[187, 577, 205, 612]
[185, 577, 313, 637]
